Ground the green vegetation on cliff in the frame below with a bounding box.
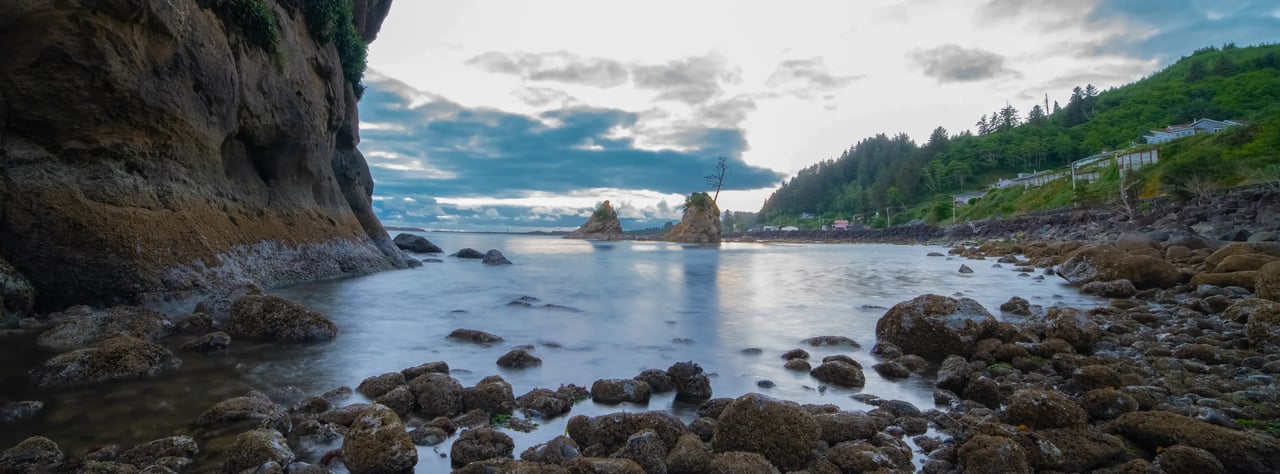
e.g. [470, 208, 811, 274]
[213, 0, 281, 54]
[760, 43, 1280, 227]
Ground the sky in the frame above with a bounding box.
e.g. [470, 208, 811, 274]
[359, 0, 1280, 231]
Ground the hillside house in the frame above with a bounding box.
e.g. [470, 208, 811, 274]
[953, 191, 987, 205]
[1144, 118, 1243, 144]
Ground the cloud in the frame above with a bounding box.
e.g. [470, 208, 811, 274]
[512, 87, 578, 107]
[766, 57, 863, 101]
[466, 51, 630, 87]
[694, 95, 758, 128]
[358, 72, 786, 204]
[1087, 1, 1280, 62]
[632, 54, 741, 104]
[907, 44, 1021, 82]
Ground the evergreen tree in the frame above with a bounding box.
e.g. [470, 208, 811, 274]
[1186, 59, 1207, 82]
[997, 104, 1021, 131]
[1027, 104, 1047, 124]
[1213, 55, 1235, 76]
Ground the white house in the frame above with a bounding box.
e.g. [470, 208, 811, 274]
[953, 191, 987, 205]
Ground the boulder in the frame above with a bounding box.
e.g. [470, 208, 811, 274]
[1154, 445, 1225, 474]
[194, 391, 290, 434]
[1079, 279, 1137, 298]
[0, 258, 34, 326]
[1017, 427, 1130, 472]
[119, 436, 198, 468]
[800, 336, 860, 348]
[453, 248, 485, 259]
[1081, 389, 1139, 421]
[463, 377, 516, 416]
[809, 361, 865, 388]
[666, 361, 712, 400]
[872, 361, 910, 378]
[567, 411, 686, 456]
[1246, 296, 1280, 348]
[1223, 298, 1278, 324]
[874, 294, 997, 361]
[1258, 261, 1280, 302]
[401, 361, 450, 380]
[565, 458, 646, 473]
[36, 305, 173, 352]
[410, 427, 449, 447]
[1103, 411, 1280, 473]
[180, 331, 230, 353]
[664, 192, 721, 243]
[633, 369, 674, 393]
[1002, 389, 1086, 429]
[958, 435, 1030, 474]
[29, 336, 181, 387]
[392, 233, 442, 253]
[356, 372, 407, 399]
[451, 428, 514, 468]
[520, 435, 581, 465]
[609, 430, 667, 474]
[375, 386, 416, 417]
[1044, 307, 1101, 352]
[591, 379, 652, 405]
[813, 411, 878, 444]
[1205, 242, 1280, 272]
[482, 249, 512, 265]
[1216, 253, 1279, 273]
[222, 429, 293, 473]
[664, 433, 711, 473]
[497, 349, 542, 368]
[565, 201, 625, 240]
[0, 436, 63, 472]
[1115, 231, 1158, 251]
[959, 264, 974, 274]
[999, 296, 1031, 316]
[936, 354, 971, 392]
[1190, 270, 1257, 291]
[0, 401, 43, 425]
[1057, 244, 1181, 289]
[517, 388, 572, 419]
[711, 393, 819, 472]
[224, 295, 338, 343]
[343, 404, 417, 473]
[783, 359, 811, 371]
[448, 328, 504, 345]
[827, 440, 901, 473]
[409, 373, 464, 418]
[780, 348, 809, 360]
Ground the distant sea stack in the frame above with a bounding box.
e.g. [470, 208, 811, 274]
[665, 193, 721, 243]
[565, 200, 625, 240]
[0, 0, 410, 313]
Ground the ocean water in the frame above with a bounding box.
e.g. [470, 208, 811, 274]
[0, 233, 1105, 471]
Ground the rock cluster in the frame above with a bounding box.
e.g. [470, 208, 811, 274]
[565, 200, 626, 240]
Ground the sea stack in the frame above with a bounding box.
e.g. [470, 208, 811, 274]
[565, 200, 625, 240]
[665, 192, 721, 243]
[0, 0, 409, 313]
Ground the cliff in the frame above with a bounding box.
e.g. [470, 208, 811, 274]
[565, 200, 625, 240]
[665, 193, 721, 243]
[0, 0, 410, 313]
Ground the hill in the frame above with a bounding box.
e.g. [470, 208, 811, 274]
[760, 43, 1280, 228]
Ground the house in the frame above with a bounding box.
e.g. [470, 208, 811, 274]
[832, 220, 849, 230]
[1190, 118, 1244, 133]
[953, 191, 987, 205]
[1144, 118, 1243, 144]
[799, 212, 816, 219]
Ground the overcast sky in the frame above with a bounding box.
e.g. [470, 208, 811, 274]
[359, 0, 1279, 231]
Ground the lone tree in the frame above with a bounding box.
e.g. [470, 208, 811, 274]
[705, 156, 730, 202]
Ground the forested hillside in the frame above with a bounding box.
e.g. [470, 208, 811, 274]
[759, 43, 1280, 227]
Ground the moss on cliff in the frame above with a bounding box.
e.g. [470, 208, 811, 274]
[213, 0, 281, 53]
[304, 0, 369, 97]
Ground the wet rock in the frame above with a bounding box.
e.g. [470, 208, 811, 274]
[447, 328, 505, 345]
[565, 457, 645, 473]
[705, 451, 780, 474]
[556, 384, 591, 404]
[1000, 296, 1031, 316]
[1103, 411, 1280, 473]
[873, 361, 910, 378]
[755, 380, 775, 389]
[223, 429, 293, 473]
[633, 369, 674, 393]
[780, 348, 810, 360]
[1018, 427, 1129, 472]
[591, 379, 652, 405]
[451, 428, 514, 468]
[401, 361, 450, 380]
[453, 248, 485, 259]
[959, 264, 974, 274]
[664, 433, 711, 474]
[1045, 307, 1101, 352]
[801, 336, 860, 348]
[482, 249, 513, 265]
[810, 361, 865, 388]
[958, 435, 1030, 474]
[392, 233, 442, 253]
[195, 391, 291, 434]
[1154, 445, 1225, 474]
[962, 375, 1002, 409]
[1205, 243, 1280, 272]
[0, 258, 34, 325]
[453, 409, 490, 430]
[463, 377, 516, 416]
[1057, 244, 1181, 289]
[356, 372, 407, 399]
[520, 435, 580, 465]
[0, 436, 63, 472]
[343, 404, 417, 473]
[814, 411, 877, 444]
[0, 401, 43, 425]
[1073, 365, 1122, 390]
[936, 354, 971, 393]
[739, 347, 763, 355]
[36, 306, 172, 351]
[711, 393, 819, 472]
[783, 359, 811, 371]
[497, 349, 542, 368]
[1223, 298, 1277, 324]
[610, 430, 667, 474]
[1216, 253, 1279, 272]
[375, 386, 416, 417]
[1080, 279, 1138, 298]
[1002, 389, 1086, 429]
[1115, 231, 1159, 251]
[517, 388, 572, 419]
[1258, 261, 1280, 302]
[1191, 271, 1258, 291]
[225, 295, 337, 343]
[409, 427, 449, 446]
[290, 419, 340, 445]
[1081, 389, 1139, 421]
[690, 417, 717, 442]
[874, 294, 997, 361]
[666, 361, 712, 400]
[827, 440, 901, 472]
[29, 336, 181, 387]
[119, 436, 197, 468]
[180, 332, 230, 353]
[567, 411, 686, 456]
[696, 399, 732, 419]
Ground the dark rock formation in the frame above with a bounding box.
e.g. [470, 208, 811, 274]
[194, 391, 290, 435]
[0, 0, 407, 313]
[874, 294, 997, 361]
[483, 249, 513, 265]
[392, 233, 443, 253]
[224, 294, 338, 343]
[809, 361, 865, 388]
[711, 393, 819, 472]
[36, 305, 173, 351]
[666, 361, 712, 400]
[408, 373, 464, 418]
[665, 192, 721, 243]
[1057, 244, 1181, 290]
[451, 428, 514, 468]
[29, 336, 181, 387]
[447, 328, 504, 345]
[342, 404, 417, 473]
[591, 379, 652, 405]
[565, 200, 626, 240]
[497, 349, 542, 368]
[0, 436, 63, 472]
[453, 248, 486, 259]
[223, 429, 293, 473]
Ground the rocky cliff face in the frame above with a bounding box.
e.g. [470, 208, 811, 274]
[665, 193, 721, 243]
[0, 0, 408, 313]
[565, 200, 625, 240]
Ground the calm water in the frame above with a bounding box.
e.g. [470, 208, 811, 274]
[0, 234, 1104, 471]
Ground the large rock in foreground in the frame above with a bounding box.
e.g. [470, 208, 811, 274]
[29, 336, 181, 387]
[711, 393, 819, 472]
[1056, 244, 1181, 289]
[225, 294, 337, 343]
[875, 294, 997, 361]
[665, 192, 721, 243]
[565, 200, 626, 240]
[0, 0, 406, 313]
[392, 233, 443, 253]
[1103, 411, 1280, 473]
[342, 404, 417, 474]
[36, 305, 173, 351]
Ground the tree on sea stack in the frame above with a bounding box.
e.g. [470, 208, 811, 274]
[564, 200, 625, 240]
[705, 156, 730, 202]
[664, 192, 722, 243]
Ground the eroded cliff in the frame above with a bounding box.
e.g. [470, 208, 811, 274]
[0, 0, 408, 313]
[665, 193, 721, 243]
[565, 200, 625, 240]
